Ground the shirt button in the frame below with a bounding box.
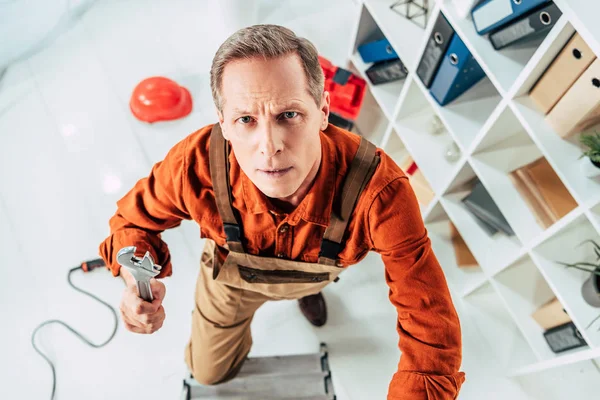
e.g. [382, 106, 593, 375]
[277, 252, 285, 258]
[279, 224, 289, 233]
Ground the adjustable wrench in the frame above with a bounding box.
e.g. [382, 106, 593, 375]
[116, 246, 162, 302]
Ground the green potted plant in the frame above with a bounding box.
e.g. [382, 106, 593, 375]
[557, 240, 600, 307]
[579, 131, 600, 178]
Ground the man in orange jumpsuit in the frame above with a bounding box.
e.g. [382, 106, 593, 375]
[99, 24, 466, 399]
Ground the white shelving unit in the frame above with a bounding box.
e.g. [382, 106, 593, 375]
[347, 0, 600, 389]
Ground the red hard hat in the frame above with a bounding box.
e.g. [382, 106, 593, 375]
[130, 77, 193, 123]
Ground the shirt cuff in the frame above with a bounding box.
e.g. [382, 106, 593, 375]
[99, 229, 173, 279]
[387, 370, 466, 400]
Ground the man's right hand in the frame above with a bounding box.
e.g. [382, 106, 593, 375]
[119, 267, 166, 334]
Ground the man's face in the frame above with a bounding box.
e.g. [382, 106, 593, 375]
[217, 53, 330, 200]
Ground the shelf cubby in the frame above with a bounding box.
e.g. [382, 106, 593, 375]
[394, 77, 464, 193]
[492, 255, 590, 361]
[471, 105, 578, 246]
[416, 72, 503, 153]
[531, 214, 600, 348]
[350, 3, 411, 120]
[440, 161, 523, 276]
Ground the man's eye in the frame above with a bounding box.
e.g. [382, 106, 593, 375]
[282, 112, 298, 119]
[238, 116, 252, 124]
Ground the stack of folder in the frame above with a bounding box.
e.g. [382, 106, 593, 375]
[528, 31, 600, 138]
[531, 297, 586, 354]
[357, 38, 408, 85]
[416, 12, 486, 106]
[543, 321, 587, 353]
[398, 155, 435, 207]
[461, 178, 515, 236]
[470, 0, 562, 50]
[508, 157, 577, 229]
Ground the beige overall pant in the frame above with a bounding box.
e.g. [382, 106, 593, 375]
[184, 124, 379, 385]
[184, 239, 345, 385]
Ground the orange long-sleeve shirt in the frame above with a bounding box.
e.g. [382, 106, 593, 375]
[99, 123, 465, 399]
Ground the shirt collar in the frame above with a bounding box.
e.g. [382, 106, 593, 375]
[232, 131, 337, 227]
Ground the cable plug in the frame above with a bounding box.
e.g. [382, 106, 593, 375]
[81, 258, 106, 273]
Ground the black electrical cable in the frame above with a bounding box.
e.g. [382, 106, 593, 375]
[31, 263, 119, 400]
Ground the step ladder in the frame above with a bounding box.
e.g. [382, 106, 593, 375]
[181, 342, 336, 400]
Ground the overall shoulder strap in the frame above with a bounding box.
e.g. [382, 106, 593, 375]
[208, 124, 245, 253]
[319, 137, 380, 265]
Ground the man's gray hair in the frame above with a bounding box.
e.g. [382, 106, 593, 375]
[210, 24, 325, 113]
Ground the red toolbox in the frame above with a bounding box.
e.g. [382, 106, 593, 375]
[318, 56, 367, 123]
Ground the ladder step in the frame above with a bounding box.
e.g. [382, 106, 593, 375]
[185, 371, 333, 399]
[182, 345, 335, 400]
[235, 353, 324, 378]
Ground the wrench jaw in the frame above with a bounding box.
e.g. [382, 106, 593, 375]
[116, 246, 162, 301]
[117, 246, 162, 276]
[139, 252, 157, 273]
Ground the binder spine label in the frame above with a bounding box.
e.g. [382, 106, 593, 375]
[490, 17, 535, 48]
[366, 59, 408, 84]
[418, 41, 445, 85]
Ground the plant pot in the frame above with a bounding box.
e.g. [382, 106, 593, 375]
[581, 272, 600, 307]
[580, 156, 600, 178]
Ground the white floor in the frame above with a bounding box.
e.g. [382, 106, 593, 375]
[1, 1, 598, 399]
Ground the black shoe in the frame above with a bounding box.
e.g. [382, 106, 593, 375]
[298, 292, 327, 327]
